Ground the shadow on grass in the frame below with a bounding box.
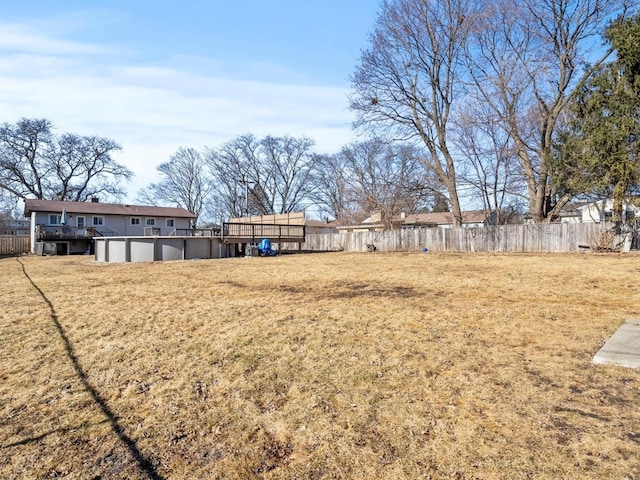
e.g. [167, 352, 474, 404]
[275, 281, 418, 299]
[4, 420, 109, 448]
[18, 258, 164, 480]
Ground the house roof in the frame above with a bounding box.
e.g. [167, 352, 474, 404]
[575, 198, 639, 211]
[24, 199, 197, 219]
[399, 210, 491, 226]
[336, 210, 493, 230]
[559, 202, 586, 217]
[305, 219, 338, 228]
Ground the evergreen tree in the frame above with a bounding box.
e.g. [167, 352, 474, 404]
[554, 15, 640, 221]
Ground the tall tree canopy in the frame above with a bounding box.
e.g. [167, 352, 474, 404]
[0, 118, 132, 203]
[137, 147, 213, 227]
[206, 134, 315, 218]
[308, 153, 354, 222]
[354, 0, 636, 223]
[338, 138, 434, 229]
[453, 101, 526, 224]
[307, 139, 439, 225]
[553, 14, 640, 221]
[351, 0, 474, 226]
[468, 0, 628, 222]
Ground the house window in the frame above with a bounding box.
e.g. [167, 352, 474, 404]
[92, 216, 105, 226]
[49, 214, 61, 225]
[76, 216, 85, 228]
[145, 218, 156, 226]
[165, 219, 175, 228]
[131, 217, 141, 226]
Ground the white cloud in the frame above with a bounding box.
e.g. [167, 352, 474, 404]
[0, 20, 358, 203]
[0, 22, 112, 55]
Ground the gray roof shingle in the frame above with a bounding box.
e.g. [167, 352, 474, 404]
[24, 199, 197, 219]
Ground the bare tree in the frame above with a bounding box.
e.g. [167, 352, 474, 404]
[137, 147, 213, 227]
[206, 134, 267, 218]
[453, 102, 526, 224]
[467, 0, 635, 222]
[53, 133, 131, 202]
[0, 118, 53, 201]
[340, 138, 434, 229]
[351, 0, 477, 226]
[206, 134, 316, 218]
[0, 188, 22, 218]
[261, 135, 316, 214]
[0, 118, 131, 203]
[309, 153, 354, 221]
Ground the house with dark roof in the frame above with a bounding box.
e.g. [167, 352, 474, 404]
[24, 198, 197, 255]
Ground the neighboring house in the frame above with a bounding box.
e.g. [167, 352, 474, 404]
[334, 212, 384, 233]
[0, 215, 30, 235]
[557, 202, 586, 224]
[576, 199, 638, 224]
[24, 198, 197, 255]
[336, 210, 496, 232]
[400, 211, 497, 229]
[305, 219, 339, 235]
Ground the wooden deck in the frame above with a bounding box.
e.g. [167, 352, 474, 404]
[172, 222, 306, 244]
[36, 225, 97, 241]
[222, 222, 305, 243]
[36, 225, 124, 241]
[36, 222, 305, 244]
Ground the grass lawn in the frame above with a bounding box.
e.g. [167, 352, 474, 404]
[1, 252, 640, 479]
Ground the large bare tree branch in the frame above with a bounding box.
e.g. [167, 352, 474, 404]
[351, 0, 477, 226]
[467, 0, 635, 221]
[0, 118, 131, 204]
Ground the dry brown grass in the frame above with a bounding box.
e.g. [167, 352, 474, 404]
[1, 252, 640, 479]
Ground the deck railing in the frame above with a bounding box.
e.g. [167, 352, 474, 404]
[168, 223, 305, 241]
[36, 225, 119, 239]
[37, 225, 96, 239]
[222, 222, 305, 240]
[171, 227, 222, 237]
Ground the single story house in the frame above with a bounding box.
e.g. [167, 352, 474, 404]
[24, 198, 197, 255]
[336, 210, 496, 232]
[557, 202, 586, 224]
[576, 199, 638, 224]
[399, 211, 497, 229]
[305, 219, 339, 235]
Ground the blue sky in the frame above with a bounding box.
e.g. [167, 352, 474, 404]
[0, 1, 381, 201]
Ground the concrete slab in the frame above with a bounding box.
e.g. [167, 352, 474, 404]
[593, 319, 640, 368]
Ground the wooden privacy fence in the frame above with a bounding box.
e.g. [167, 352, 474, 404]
[301, 223, 624, 253]
[0, 236, 30, 256]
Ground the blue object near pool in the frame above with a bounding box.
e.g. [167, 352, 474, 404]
[258, 238, 275, 256]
